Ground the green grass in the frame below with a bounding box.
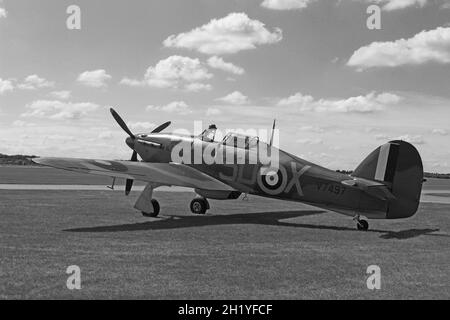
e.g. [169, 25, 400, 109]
[0, 190, 449, 299]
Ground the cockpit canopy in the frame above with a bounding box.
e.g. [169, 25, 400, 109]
[199, 124, 260, 150]
[222, 132, 259, 150]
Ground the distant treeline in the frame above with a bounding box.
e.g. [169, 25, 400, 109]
[336, 169, 450, 179]
[0, 154, 39, 166]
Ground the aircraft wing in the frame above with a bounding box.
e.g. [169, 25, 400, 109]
[32, 157, 235, 191]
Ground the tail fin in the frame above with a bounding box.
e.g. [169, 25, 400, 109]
[353, 140, 423, 219]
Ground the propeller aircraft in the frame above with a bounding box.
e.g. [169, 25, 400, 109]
[33, 108, 424, 231]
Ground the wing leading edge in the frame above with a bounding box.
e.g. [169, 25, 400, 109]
[32, 157, 235, 191]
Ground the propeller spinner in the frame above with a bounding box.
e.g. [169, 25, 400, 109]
[109, 108, 171, 195]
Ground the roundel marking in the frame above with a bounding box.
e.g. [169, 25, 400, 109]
[257, 166, 288, 195]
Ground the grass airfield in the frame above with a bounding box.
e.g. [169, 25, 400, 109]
[0, 166, 449, 299]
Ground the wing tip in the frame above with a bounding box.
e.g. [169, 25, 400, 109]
[31, 157, 51, 166]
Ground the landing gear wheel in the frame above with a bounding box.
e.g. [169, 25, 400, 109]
[142, 199, 160, 217]
[190, 198, 209, 215]
[356, 219, 369, 231]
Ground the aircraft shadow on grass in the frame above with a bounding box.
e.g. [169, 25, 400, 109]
[64, 210, 446, 240]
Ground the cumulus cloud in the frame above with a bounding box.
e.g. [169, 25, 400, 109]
[207, 56, 245, 75]
[216, 91, 249, 105]
[146, 101, 192, 115]
[296, 138, 323, 145]
[375, 133, 425, 144]
[49, 90, 71, 100]
[396, 134, 425, 144]
[298, 125, 325, 133]
[277, 92, 402, 113]
[12, 120, 35, 127]
[126, 122, 156, 131]
[347, 27, 450, 69]
[120, 56, 212, 91]
[184, 82, 212, 92]
[163, 13, 282, 55]
[431, 128, 448, 135]
[17, 75, 55, 90]
[22, 100, 99, 120]
[0, 78, 14, 94]
[77, 69, 112, 88]
[261, 0, 315, 10]
[365, 0, 427, 11]
[0, 8, 7, 18]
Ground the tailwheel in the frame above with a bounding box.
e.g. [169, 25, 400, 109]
[142, 199, 160, 217]
[190, 198, 209, 215]
[356, 219, 369, 231]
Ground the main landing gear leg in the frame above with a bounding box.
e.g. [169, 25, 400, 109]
[353, 214, 369, 231]
[134, 183, 160, 217]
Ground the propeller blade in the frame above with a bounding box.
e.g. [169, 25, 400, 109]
[151, 121, 171, 133]
[130, 150, 138, 162]
[110, 108, 135, 139]
[125, 151, 138, 195]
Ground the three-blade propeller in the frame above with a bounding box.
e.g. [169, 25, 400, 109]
[109, 108, 171, 195]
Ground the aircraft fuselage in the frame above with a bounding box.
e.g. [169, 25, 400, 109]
[132, 132, 388, 219]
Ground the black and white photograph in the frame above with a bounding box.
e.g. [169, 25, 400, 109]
[0, 0, 449, 303]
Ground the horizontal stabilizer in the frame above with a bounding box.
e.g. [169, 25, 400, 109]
[341, 178, 396, 201]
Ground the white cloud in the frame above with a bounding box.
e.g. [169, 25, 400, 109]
[216, 91, 249, 105]
[206, 107, 222, 116]
[277, 92, 314, 108]
[12, 120, 35, 127]
[261, 0, 315, 10]
[375, 133, 390, 140]
[298, 125, 325, 133]
[0, 8, 7, 18]
[127, 122, 156, 131]
[365, 0, 427, 11]
[431, 128, 448, 135]
[146, 101, 192, 115]
[296, 138, 323, 145]
[347, 27, 450, 69]
[17, 75, 55, 90]
[77, 69, 112, 88]
[207, 56, 245, 75]
[163, 12, 282, 55]
[277, 91, 402, 113]
[49, 90, 71, 100]
[396, 134, 425, 144]
[184, 82, 212, 92]
[375, 133, 425, 144]
[0, 78, 14, 94]
[120, 56, 212, 90]
[119, 78, 143, 87]
[22, 100, 99, 120]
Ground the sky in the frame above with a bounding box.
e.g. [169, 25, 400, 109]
[0, 0, 449, 172]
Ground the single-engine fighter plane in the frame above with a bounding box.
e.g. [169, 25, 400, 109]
[33, 108, 424, 230]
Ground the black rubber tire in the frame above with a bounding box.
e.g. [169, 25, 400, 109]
[142, 199, 160, 217]
[357, 219, 369, 231]
[190, 198, 208, 214]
